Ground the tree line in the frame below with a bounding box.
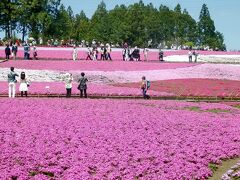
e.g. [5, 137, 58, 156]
[0, 0, 225, 50]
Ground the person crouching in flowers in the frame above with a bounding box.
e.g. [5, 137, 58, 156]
[19, 72, 29, 97]
[64, 73, 73, 98]
[77, 72, 88, 98]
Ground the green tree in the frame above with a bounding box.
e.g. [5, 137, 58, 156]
[198, 4, 225, 50]
[174, 3, 181, 14]
[142, 3, 159, 47]
[108, 5, 129, 44]
[173, 4, 183, 46]
[126, 1, 147, 46]
[0, 0, 18, 39]
[53, 4, 73, 40]
[0, 1, 225, 49]
[198, 4, 216, 46]
[73, 10, 90, 42]
[158, 5, 175, 47]
[40, 0, 61, 43]
[90, 1, 109, 42]
[16, 0, 52, 41]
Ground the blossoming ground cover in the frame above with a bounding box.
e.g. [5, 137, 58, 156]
[0, 98, 240, 179]
[0, 60, 196, 71]
[1, 47, 240, 61]
[115, 78, 240, 97]
[0, 60, 240, 97]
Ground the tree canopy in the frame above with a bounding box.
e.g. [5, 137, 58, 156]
[0, 0, 225, 50]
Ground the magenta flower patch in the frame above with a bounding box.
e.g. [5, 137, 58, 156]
[0, 99, 239, 179]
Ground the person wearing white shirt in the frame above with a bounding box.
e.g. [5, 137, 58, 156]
[72, 46, 78, 61]
[188, 50, 193, 62]
[7, 67, 19, 98]
[143, 48, 149, 61]
[19, 72, 30, 97]
[64, 73, 73, 98]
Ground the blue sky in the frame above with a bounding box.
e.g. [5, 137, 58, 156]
[1, 0, 239, 50]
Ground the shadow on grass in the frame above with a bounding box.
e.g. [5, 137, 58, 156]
[29, 171, 54, 177]
[233, 104, 240, 109]
[184, 106, 232, 113]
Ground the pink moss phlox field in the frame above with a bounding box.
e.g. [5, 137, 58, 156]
[117, 79, 240, 97]
[0, 60, 196, 71]
[0, 99, 240, 179]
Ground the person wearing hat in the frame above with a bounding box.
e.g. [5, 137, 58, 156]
[64, 73, 73, 98]
[77, 72, 88, 98]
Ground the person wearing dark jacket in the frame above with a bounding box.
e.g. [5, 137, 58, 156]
[5, 45, 11, 60]
[77, 72, 88, 98]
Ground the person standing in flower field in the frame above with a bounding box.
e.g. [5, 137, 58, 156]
[100, 46, 105, 60]
[103, 46, 107, 60]
[77, 72, 88, 98]
[143, 47, 149, 61]
[24, 42, 30, 60]
[5, 44, 11, 60]
[193, 50, 198, 63]
[140, 76, 150, 99]
[188, 50, 193, 62]
[122, 48, 126, 61]
[86, 47, 92, 60]
[159, 49, 164, 61]
[64, 73, 73, 98]
[12, 43, 18, 60]
[19, 72, 30, 97]
[132, 46, 140, 61]
[8, 67, 19, 98]
[106, 44, 112, 60]
[72, 46, 78, 61]
[33, 46, 38, 60]
[92, 47, 97, 61]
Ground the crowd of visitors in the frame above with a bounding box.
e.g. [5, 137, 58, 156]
[7, 67, 90, 99]
[3, 42, 38, 60]
[2, 40, 199, 100]
[7, 67, 150, 99]
[1, 39, 203, 63]
[84, 43, 112, 61]
[2, 43, 202, 63]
